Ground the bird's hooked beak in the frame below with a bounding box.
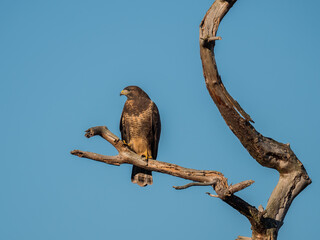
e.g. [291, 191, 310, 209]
[120, 89, 129, 96]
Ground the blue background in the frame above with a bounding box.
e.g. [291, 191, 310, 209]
[1, 0, 319, 239]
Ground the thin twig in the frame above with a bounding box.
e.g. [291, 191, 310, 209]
[173, 180, 218, 190]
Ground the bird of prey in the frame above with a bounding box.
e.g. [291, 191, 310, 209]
[120, 86, 161, 187]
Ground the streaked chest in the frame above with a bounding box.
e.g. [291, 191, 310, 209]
[123, 100, 153, 137]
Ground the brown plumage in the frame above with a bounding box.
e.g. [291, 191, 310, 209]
[120, 86, 161, 187]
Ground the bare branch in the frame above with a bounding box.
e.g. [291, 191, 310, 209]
[72, 126, 255, 210]
[206, 192, 219, 198]
[228, 180, 255, 195]
[72, 127, 228, 184]
[72, 126, 259, 229]
[84, 126, 124, 152]
[200, 36, 222, 44]
[236, 237, 251, 240]
[199, 0, 311, 238]
[205, 180, 254, 199]
[71, 150, 122, 166]
[173, 180, 218, 190]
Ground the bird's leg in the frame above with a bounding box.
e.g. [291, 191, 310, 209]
[122, 140, 133, 150]
[141, 150, 153, 165]
[142, 150, 153, 159]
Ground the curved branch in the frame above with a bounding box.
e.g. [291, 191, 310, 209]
[199, 0, 311, 239]
[71, 126, 254, 202]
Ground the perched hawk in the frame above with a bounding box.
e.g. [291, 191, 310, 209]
[120, 86, 161, 187]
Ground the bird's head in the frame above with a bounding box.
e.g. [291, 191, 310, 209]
[120, 86, 150, 100]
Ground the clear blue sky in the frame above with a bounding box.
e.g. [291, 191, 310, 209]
[1, 0, 319, 239]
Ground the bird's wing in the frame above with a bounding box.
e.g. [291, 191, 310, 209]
[151, 102, 161, 159]
[119, 107, 128, 143]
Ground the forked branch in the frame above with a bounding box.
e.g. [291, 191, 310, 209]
[199, 0, 311, 239]
[71, 126, 253, 199]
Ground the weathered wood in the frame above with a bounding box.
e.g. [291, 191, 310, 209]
[199, 0, 311, 239]
[71, 126, 255, 196]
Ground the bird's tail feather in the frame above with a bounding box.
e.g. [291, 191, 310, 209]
[131, 166, 153, 187]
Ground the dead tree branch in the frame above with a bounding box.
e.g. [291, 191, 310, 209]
[199, 0, 311, 239]
[173, 180, 219, 190]
[71, 126, 254, 201]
